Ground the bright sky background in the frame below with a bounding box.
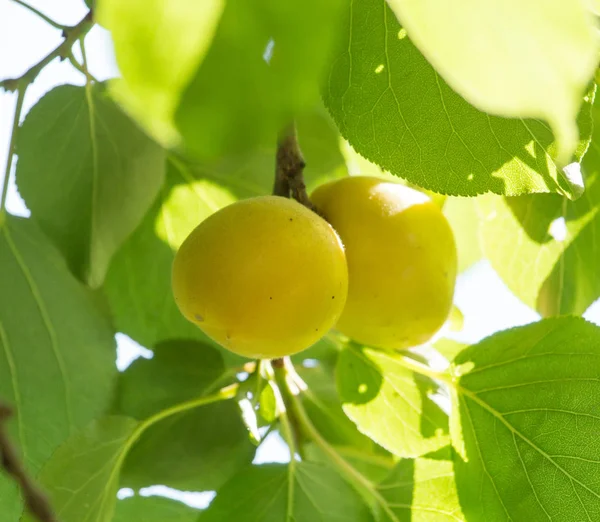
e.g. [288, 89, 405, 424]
[2, 0, 600, 511]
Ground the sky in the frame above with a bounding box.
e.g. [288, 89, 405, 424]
[2, 0, 600, 510]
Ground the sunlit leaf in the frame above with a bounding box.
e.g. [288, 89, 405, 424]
[324, 0, 594, 197]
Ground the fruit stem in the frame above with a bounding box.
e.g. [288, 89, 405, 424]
[273, 123, 316, 211]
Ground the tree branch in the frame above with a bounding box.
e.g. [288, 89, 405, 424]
[0, 403, 58, 522]
[273, 123, 316, 211]
[0, 10, 94, 92]
[11, 0, 67, 31]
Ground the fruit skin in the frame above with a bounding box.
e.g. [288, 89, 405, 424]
[172, 195, 348, 359]
[312, 176, 456, 349]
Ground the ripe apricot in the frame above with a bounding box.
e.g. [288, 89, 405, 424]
[312, 177, 456, 349]
[172, 196, 348, 359]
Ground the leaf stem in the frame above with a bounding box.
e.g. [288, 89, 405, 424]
[11, 0, 67, 31]
[0, 88, 26, 224]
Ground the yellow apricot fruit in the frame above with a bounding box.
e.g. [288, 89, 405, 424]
[172, 195, 348, 359]
[312, 176, 457, 349]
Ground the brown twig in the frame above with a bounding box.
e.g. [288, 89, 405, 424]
[273, 123, 316, 211]
[0, 10, 94, 92]
[0, 403, 58, 522]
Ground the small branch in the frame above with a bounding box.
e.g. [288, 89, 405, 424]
[0, 10, 94, 93]
[0, 403, 58, 522]
[273, 124, 316, 211]
[11, 0, 67, 31]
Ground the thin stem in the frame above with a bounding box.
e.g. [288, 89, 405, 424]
[11, 0, 67, 31]
[0, 403, 58, 522]
[286, 381, 401, 522]
[0, 88, 26, 223]
[68, 50, 98, 84]
[0, 10, 94, 92]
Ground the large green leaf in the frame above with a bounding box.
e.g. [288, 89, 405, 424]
[337, 344, 449, 458]
[114, 495, 201, 522]
[175, 0, 345, 160]
[21, 416, 138, 522]
[97, 0, 225, 144]
[385, 0, 599, 165]
[198, 463, 373, 521]
[103, 107, 346, 360]
[378, 449, 464, 522]
[481, 92, 600, 316]
[16, 84, 165, 287]
[324, 0, 594, 197]
[117, 340, 254, 491]
[452, 317, 600, 520]
[0, 216, 116, 518]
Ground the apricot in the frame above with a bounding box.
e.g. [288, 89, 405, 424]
[312, 177, 456, 349]
[172, 196, 348, 359]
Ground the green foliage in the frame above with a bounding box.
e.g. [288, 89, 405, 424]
[324, 0, 594, 197]
[0, 216, 116, 517]
[337, 344, 449, 458]
[2, 2, 600, 522]
[174, 0, 346, 160]
[115, 340, 255, 491]
[197, 463, 373, 521]
[482, 93, 600, 315]
[16, 84, 165, 287]
[97, 0, 225, 145]
[21, 416, 138, 522]
[377, 449, 463, 521]
[385, 0, 599, 166]
[114, 495, 201, 522]
[452, 317, 600, 520]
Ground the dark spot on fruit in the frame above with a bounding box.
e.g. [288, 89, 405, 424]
[194, 314, 204, 322]
[289, 218, 293, 221]
[332, 296, 335, 299]
[269, 297, 273, 300]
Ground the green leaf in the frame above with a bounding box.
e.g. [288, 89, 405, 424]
[116, 341, 254, 491]
[482, 90, 600, 316]
[116, 339, 226, 419]
[198, 463, 373, 521]
[479, 184, 600, 316]
[443, 197, 483, 273]
[16, 84, 165, 287]
[385, 0, 599, 165]
[97, 0, 225, 145]
[103, 107, 346, 362]
[21, 416, 138, 522]
[114, 495, 201, 522]
[337, 344, 449, 458]
[175, 0, 345, 159]
[0, 216, 116, 517]
[451, 317, 600, 520]
[378, 449, 464, 522]
[324, 0, 594, 197]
